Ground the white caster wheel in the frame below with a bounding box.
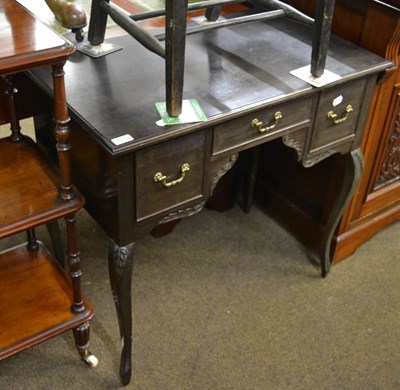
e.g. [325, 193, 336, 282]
[83, 352, 98, 368]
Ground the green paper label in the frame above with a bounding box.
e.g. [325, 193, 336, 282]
[156, 99, 207, 126]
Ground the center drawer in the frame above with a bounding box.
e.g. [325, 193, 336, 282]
[212, 96, 313, 156]
[135, 131, 206, 221]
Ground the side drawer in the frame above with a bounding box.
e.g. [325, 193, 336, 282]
[213, 96, 313, 156]
[135, 131, 206, 221]
[309, 78, 366, 152]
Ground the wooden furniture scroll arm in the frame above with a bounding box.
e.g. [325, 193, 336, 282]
[44, 0, 87, 41]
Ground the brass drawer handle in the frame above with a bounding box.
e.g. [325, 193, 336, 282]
[327, 104, 353, 124]
[154, 163, 190, 188]
[251, 111, 282, 133]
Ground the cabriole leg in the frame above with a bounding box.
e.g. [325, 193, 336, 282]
[320, 148, 364, 277]
[108, 239, 135, 386]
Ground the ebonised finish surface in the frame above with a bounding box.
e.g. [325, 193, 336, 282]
[30, 16, 390, 385]
[32, 18, 387, 154]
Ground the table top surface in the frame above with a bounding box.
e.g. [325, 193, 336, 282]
[0, 0, 74, 75]
[30, 14, 390, 155]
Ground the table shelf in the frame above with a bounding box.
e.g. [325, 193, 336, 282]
[0, 242, 93, 360]
[0, 136, 84, 238]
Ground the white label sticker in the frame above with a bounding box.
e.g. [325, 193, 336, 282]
[290, 65, 341, 87]
[111, 134, 134, 145]
[333, 95, 343, 107]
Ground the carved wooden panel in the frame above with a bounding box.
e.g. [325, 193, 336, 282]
[374, 96, 400, 190]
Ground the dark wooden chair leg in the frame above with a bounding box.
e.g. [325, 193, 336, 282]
[88, 0, 110, 45]
[165, 0, 188, 116]
[205, 5, 222, 21]
[311, 0, 336, 77]
[108, 239, 135, 386]
[320, 148, 363, 277]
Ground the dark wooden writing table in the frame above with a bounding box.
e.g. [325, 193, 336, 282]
[29, 16, 390, 385]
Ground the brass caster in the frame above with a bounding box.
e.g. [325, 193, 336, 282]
[81, 352, 99, 368]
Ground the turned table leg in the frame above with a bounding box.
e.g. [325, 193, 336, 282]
[108, 239, 135, 385]
[320, 148, 364, 277]
[46, 220, 66, 268]
[73, 321, 98, 367]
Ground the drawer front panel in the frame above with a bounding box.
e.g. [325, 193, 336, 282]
[213, 96, 313, 155]
[309, 78, 366, 152]
[135, 131, 206, 221]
